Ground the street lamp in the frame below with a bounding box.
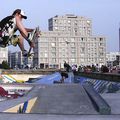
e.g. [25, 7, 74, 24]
[65, 40, 70, 63]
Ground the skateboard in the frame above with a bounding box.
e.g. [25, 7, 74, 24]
[27, 26, 40, 58]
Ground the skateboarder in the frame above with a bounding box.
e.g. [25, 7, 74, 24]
[0, 9, 36, 57]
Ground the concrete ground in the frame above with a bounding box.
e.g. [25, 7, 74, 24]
[101, 93, 120, 114]
[0, 114, 120, 120]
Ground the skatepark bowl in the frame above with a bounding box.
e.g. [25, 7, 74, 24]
[0, 71, 120, 120]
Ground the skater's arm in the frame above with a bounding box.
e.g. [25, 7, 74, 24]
[15, 15, 28, 40]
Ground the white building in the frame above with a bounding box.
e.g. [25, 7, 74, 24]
[106, 52, 120, 67]
[0, 47, 8, 64]
[33, 14, 106, 68]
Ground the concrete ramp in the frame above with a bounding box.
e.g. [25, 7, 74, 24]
[31, 84, 98, 114]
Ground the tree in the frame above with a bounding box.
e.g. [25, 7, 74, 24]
[2, 60, 10, 69]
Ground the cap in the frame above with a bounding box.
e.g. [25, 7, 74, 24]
[12, 9, 27, 19]
[20, 10, 27, 19]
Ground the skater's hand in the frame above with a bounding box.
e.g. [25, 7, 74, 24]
[36, 30, 41, 37]
[26, 28, 34, 32]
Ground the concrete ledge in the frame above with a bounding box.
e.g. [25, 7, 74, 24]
[1, 69, 62, 75]
[75, 72, 120, 82]
[82, 82, 111, 115]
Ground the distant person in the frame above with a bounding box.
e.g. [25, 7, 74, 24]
[64, 61, 71, 72]
[0, 9, 36, 56]
[72, 64, 77, 73]
[53, 72, 68, 84]
[101, 65, 109, 73]
[60, 72, 68, 83]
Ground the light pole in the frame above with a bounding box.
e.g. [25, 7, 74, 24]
[65, 40, 70, 63]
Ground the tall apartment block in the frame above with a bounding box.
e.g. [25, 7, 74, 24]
[33, 14, 106, 68]
[0, 47, 8, 64]
[49, 14, 92, 36]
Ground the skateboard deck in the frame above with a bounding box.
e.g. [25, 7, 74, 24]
[27, 26, 40, 58]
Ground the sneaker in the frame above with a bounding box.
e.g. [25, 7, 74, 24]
[0, 43, 6, 48]
[0, 40, 6, 48]
[22, 50, 28, 57]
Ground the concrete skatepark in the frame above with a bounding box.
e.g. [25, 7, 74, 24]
[0, 71, 120, 119]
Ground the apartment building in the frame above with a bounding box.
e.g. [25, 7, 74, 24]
[49, 14, 92, 36]
[33, 14, 106, 68]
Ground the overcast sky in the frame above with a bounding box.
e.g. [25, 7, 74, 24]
[1, 0, 120, 52]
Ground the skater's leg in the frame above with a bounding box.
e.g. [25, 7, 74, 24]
[18, 35, 25, 51]
[18, 35, 28, 56]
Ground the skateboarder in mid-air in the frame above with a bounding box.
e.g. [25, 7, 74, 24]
[0, 9, 37, 57]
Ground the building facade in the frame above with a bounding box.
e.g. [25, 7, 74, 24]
[33, 14, 106, 68]
[0, 47, 8, 64]
[48, 14, 92, 36]
[106, 52, 120, 67]
[8, 51, 23, 69]
[8, 51, 33, 69]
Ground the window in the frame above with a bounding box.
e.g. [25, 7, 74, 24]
[68, 20, 71, 23]
[54, 19, 57, 23]
[81, 37, 84, 41]
[54, 27, 58, 30]
[52, 58, 56, 62]
[71, 43, 75, 47]
[80, 47, 85, 52]
[99, 43, 103, 46]
[51, 43, 56, 47]
[44, 53, 48, 58]
[100, 38, 103, 41]
[71, 38, 75, 42]
[71, 59, 75, 63]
